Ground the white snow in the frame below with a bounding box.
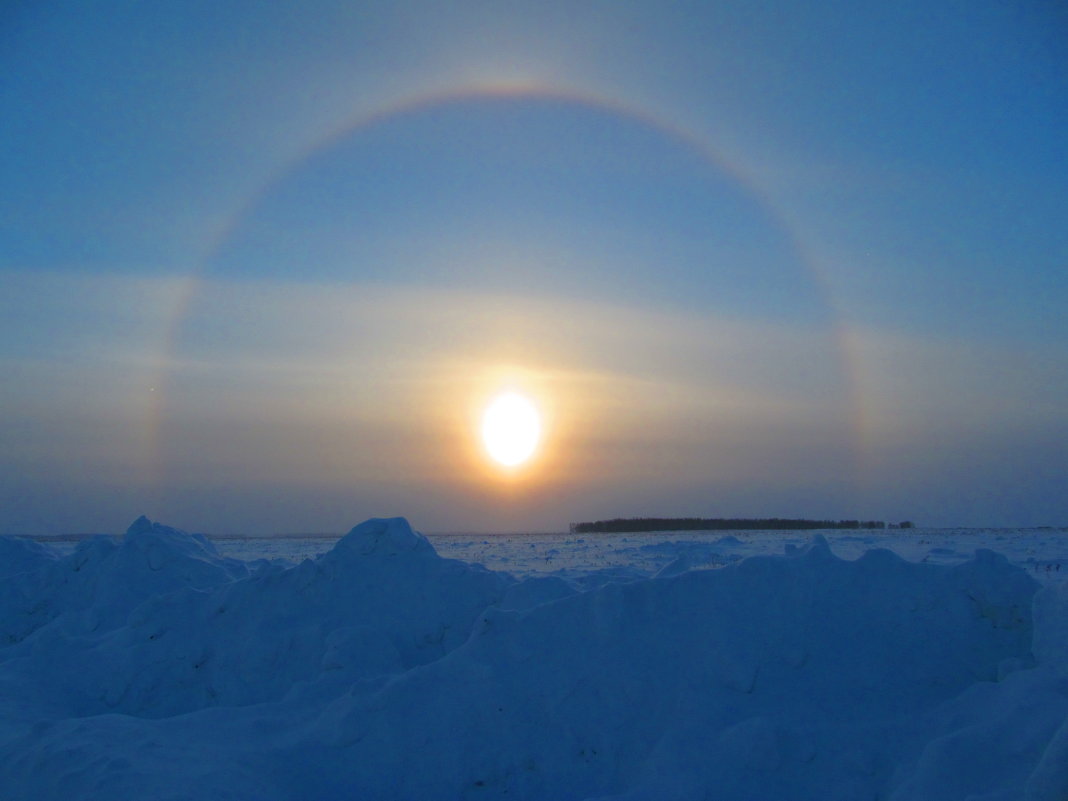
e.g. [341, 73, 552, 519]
[0, 517, 1065, 800]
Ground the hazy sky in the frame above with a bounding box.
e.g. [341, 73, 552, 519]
[3, 0, 1066, 533]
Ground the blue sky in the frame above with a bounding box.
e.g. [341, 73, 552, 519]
[2, 0, 1066, 533]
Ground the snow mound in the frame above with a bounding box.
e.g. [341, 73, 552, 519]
[886, 579, 1068, 800]
[0, 517, 247, 649]
[309, 539, 1040, 800]
[1, 516, 511, 718]
[0, 535, 58, 579]
[330, 516, 437, 557]
[0, 520, 1064, 801]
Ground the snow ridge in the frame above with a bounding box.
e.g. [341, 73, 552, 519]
[0, 517, 1065, 801]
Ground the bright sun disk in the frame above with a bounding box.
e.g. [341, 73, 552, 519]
[481, 392, 541, 467]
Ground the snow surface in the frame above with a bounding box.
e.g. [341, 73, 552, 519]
[1, 517, 1066, 800]
[187, 526, 1068, 585]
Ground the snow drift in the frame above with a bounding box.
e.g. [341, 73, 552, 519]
[0, 517, 1065, 800]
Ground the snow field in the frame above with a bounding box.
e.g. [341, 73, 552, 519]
[0, 517, 1065, 800]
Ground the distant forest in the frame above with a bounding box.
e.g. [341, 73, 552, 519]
[570, 517, 914, 533]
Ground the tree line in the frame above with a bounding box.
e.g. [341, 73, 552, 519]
[569, 517, 914, 533]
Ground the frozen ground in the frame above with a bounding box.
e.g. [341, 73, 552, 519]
[195, 526, 1068, 584]
[2, 517, 1067, 800]
[33, 526, 1068, 584]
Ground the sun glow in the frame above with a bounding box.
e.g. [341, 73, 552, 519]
[481, 392, 541, 467]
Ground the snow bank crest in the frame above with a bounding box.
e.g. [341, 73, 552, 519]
[122, 515, 224, 563]
[333, 517, 436, 558]
[800, 533, 834, 560]
[124, 515, 156, 537]
[0, 535, 58, 579]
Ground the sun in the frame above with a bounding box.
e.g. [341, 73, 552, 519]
[481, 392, 541, 467]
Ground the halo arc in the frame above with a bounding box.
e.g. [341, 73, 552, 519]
[147, 82, 867, 498]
